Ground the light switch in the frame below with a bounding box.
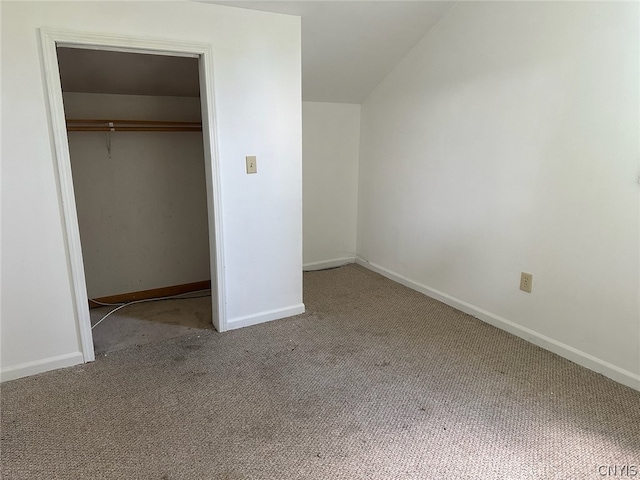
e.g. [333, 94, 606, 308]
[246, 155, 257, 174]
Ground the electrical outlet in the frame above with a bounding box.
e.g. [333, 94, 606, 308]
[246, 155, 257, 174]
[520, 272, 533, 293]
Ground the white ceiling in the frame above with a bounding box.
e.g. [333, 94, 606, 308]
[58, 1, 453, 104]
[209, 1, 453, 103]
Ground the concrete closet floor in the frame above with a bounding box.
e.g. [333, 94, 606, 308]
[90, 293, 213, 356]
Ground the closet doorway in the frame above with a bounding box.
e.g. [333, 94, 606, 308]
[40, 30, 227, 363]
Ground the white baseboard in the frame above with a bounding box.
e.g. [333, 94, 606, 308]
[227, 303, 306, 330]
[1, 352, 84, 382]
[356, 257, 640, 392]
[303, 256, 356, 271]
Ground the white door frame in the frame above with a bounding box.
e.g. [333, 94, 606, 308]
[39, 28, 227, 363]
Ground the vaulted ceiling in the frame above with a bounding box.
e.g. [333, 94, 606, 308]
[207, 1, 453, 103]
[58, 1, 453, 104]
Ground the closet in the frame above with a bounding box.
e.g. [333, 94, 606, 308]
[58, 47, 213, 355]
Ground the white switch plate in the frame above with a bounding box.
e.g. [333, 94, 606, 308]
[246, 155, 257, 174]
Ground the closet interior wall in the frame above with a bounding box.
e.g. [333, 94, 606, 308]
[63, 91, 211, 300]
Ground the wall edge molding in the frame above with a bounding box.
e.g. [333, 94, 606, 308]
[89, 281, 211, 308]
[227, 304, 306, 331]
[303, 256, 356, 271]
[355, 257, 640, 392]
[1, 352, 84, 383]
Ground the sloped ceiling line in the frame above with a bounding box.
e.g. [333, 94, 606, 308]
[58, 1, 453, 104]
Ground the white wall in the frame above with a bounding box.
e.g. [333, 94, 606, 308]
[64, 93, 210, 298]
[302, 102, 360, 269]
[1, 1, 303, 379]
[357, 2, 640, 388]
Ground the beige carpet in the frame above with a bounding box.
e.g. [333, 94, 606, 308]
[90, 294, 213, 356]
[2, 264, 639, 479]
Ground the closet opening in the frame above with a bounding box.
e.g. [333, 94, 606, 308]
[58, 47, 214, 355]
[41, 30, 227, 362]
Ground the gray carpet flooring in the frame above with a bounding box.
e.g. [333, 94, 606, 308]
[90, 294, 213, 356]
[2, 264, 639, 479]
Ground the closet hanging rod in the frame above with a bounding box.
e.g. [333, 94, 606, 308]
[68, 126, 203, 132]
[66, 119, 202, 132]
[67, 119, 202, 125]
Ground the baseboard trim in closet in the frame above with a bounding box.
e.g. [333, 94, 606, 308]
[89, 280, 211, 308]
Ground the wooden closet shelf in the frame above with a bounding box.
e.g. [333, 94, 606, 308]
[66, 119, 202, 132]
